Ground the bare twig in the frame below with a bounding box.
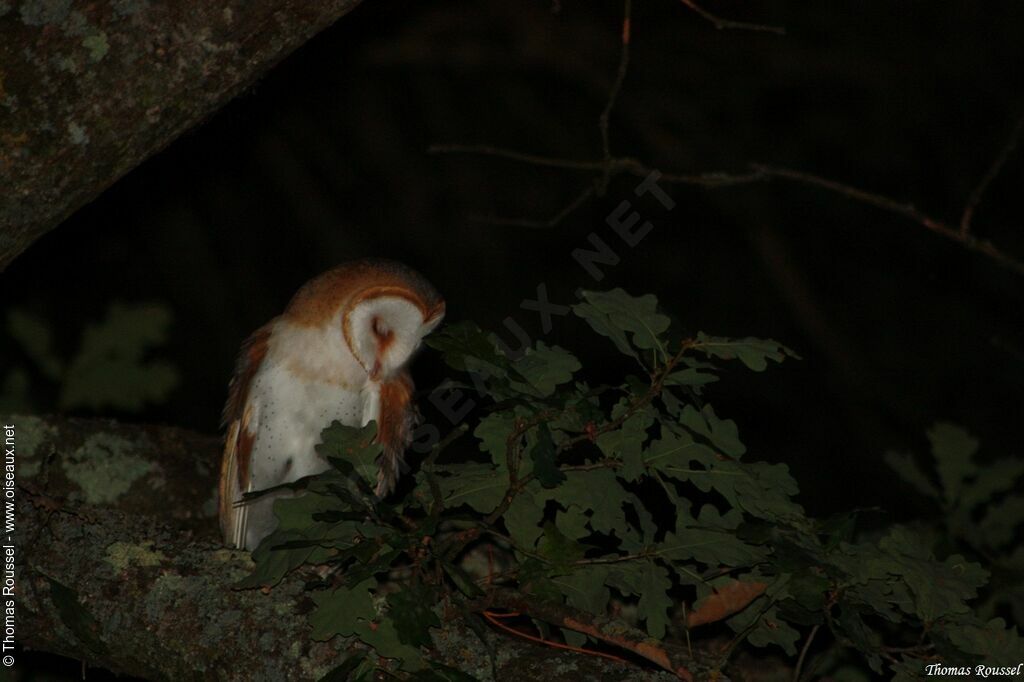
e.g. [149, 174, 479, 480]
[432, 143, 1024, 273]
[678, 0, 785, 35]
[468, 588, 699, 680]
[432, 144, 1024, 274]
[719, 598, 776, 664]
[424, 423, 469, 519]
[793, 624, 821, 682]
[469, 186, 595, 229]
[960, 112, 1024, 236]
[481, 610, 629, 665]
[428, 144, 602, 172]
[598, 0, 633, 194]
[751, 163, 1024, 276]
[429, 144, 763, 187]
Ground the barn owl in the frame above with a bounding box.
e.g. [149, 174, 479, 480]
[218, 259, 445, 550]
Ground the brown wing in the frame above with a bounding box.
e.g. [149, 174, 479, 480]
[218, 324, 271, 547]
[375, 370, 416, 497]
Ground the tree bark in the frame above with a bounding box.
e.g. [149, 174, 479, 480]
[0, 0, 362, 271]
[10, 415, 675, 680]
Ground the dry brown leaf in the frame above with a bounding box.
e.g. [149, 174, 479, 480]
[686, 580, 767, 628]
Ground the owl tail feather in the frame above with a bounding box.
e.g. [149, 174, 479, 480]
[374, 447, 405, 498]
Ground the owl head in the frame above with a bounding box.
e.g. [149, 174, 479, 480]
[285, 259, 445, 380]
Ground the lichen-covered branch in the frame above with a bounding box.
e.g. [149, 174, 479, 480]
[9, 415, 675, 680]
[12, 415, 222, 533]
[0, 0, 363, 271]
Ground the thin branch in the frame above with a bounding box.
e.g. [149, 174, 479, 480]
[470, 340, 694, 550]
[431, 149, 1024, 274]
[719, 598, 776, 664]
[424, 423, 469, 519]
[793, 624, 821, 682]
[428, 144, 762, 187]
[960, 112, 1024, 236]
[467, 588, 699, 680]
[751, 163, 946, 229]
[469, 186, 595, 229]
[678, 0, 785, 35]
[560, 460, 622, 473]
[482, 610, 629, 665]
[554, 338, 694, 456]
[751, 163, 1024, 276]
[428, 144, 604, 172]
[658, 168, 766, 186]
[598, 0, 633, 194]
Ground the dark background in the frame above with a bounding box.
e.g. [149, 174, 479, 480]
[4, 0, 1024, 540]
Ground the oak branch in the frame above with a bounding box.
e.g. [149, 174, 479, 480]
[0, 0, 362, 270]
[11, 416, 675, 680]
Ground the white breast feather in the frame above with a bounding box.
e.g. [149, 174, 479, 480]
[238, 319, 370, 549]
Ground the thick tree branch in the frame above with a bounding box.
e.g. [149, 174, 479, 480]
[9, 415, 676, 680]
[0, 0, 363, 271]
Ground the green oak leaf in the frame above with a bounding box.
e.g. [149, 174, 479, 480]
[664, 361, 719, 390]
[503, 482, 548, 550]
[941, 617, 1024, 662]
[643, 430, 716, 475]
[8, 309, 64, 379]
[474, 410, 519, 467]
[662, 505, 768, 566]
[551, 564, 612, 614]
[425, 320, 511, 375]
[236, 528, 316, 589]
[59, 303, 179, 412]
[877, 528, 989, 622]
[511, 342, 581, 397]
[679, 404, 746, 458]
[727, 601, 800, 656]
[555, 504, 591, 540]
[317, 421, 383, 487]
[312, 579, 423, 669]
[310, 579, 376, 641]
[611, 560, 673, 638]
[928, 422, 979, 504]
[961, 458, 1024, 511]
[978, 494, 1024, 548]
[558, 468, 629, 537]
[691, 332, 797, 372]
[538, 521, 586, 573]
[359, 615, 424, 670]
[530, 423, 565, 487]
[884, 450, 940, 499]
[573, 289, 670, 363]
[595, 399, 654, 482]
[388, 585, 441, 648]
[436, 463, 507, 514]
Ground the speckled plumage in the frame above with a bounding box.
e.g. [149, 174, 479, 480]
[218, 259, 444, 550]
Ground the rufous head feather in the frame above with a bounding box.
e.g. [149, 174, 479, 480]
[283, 258, 445, 380]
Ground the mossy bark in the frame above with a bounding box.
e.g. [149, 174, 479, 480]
[10, 415, 675, 680]
[0, 0, 362, 271]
